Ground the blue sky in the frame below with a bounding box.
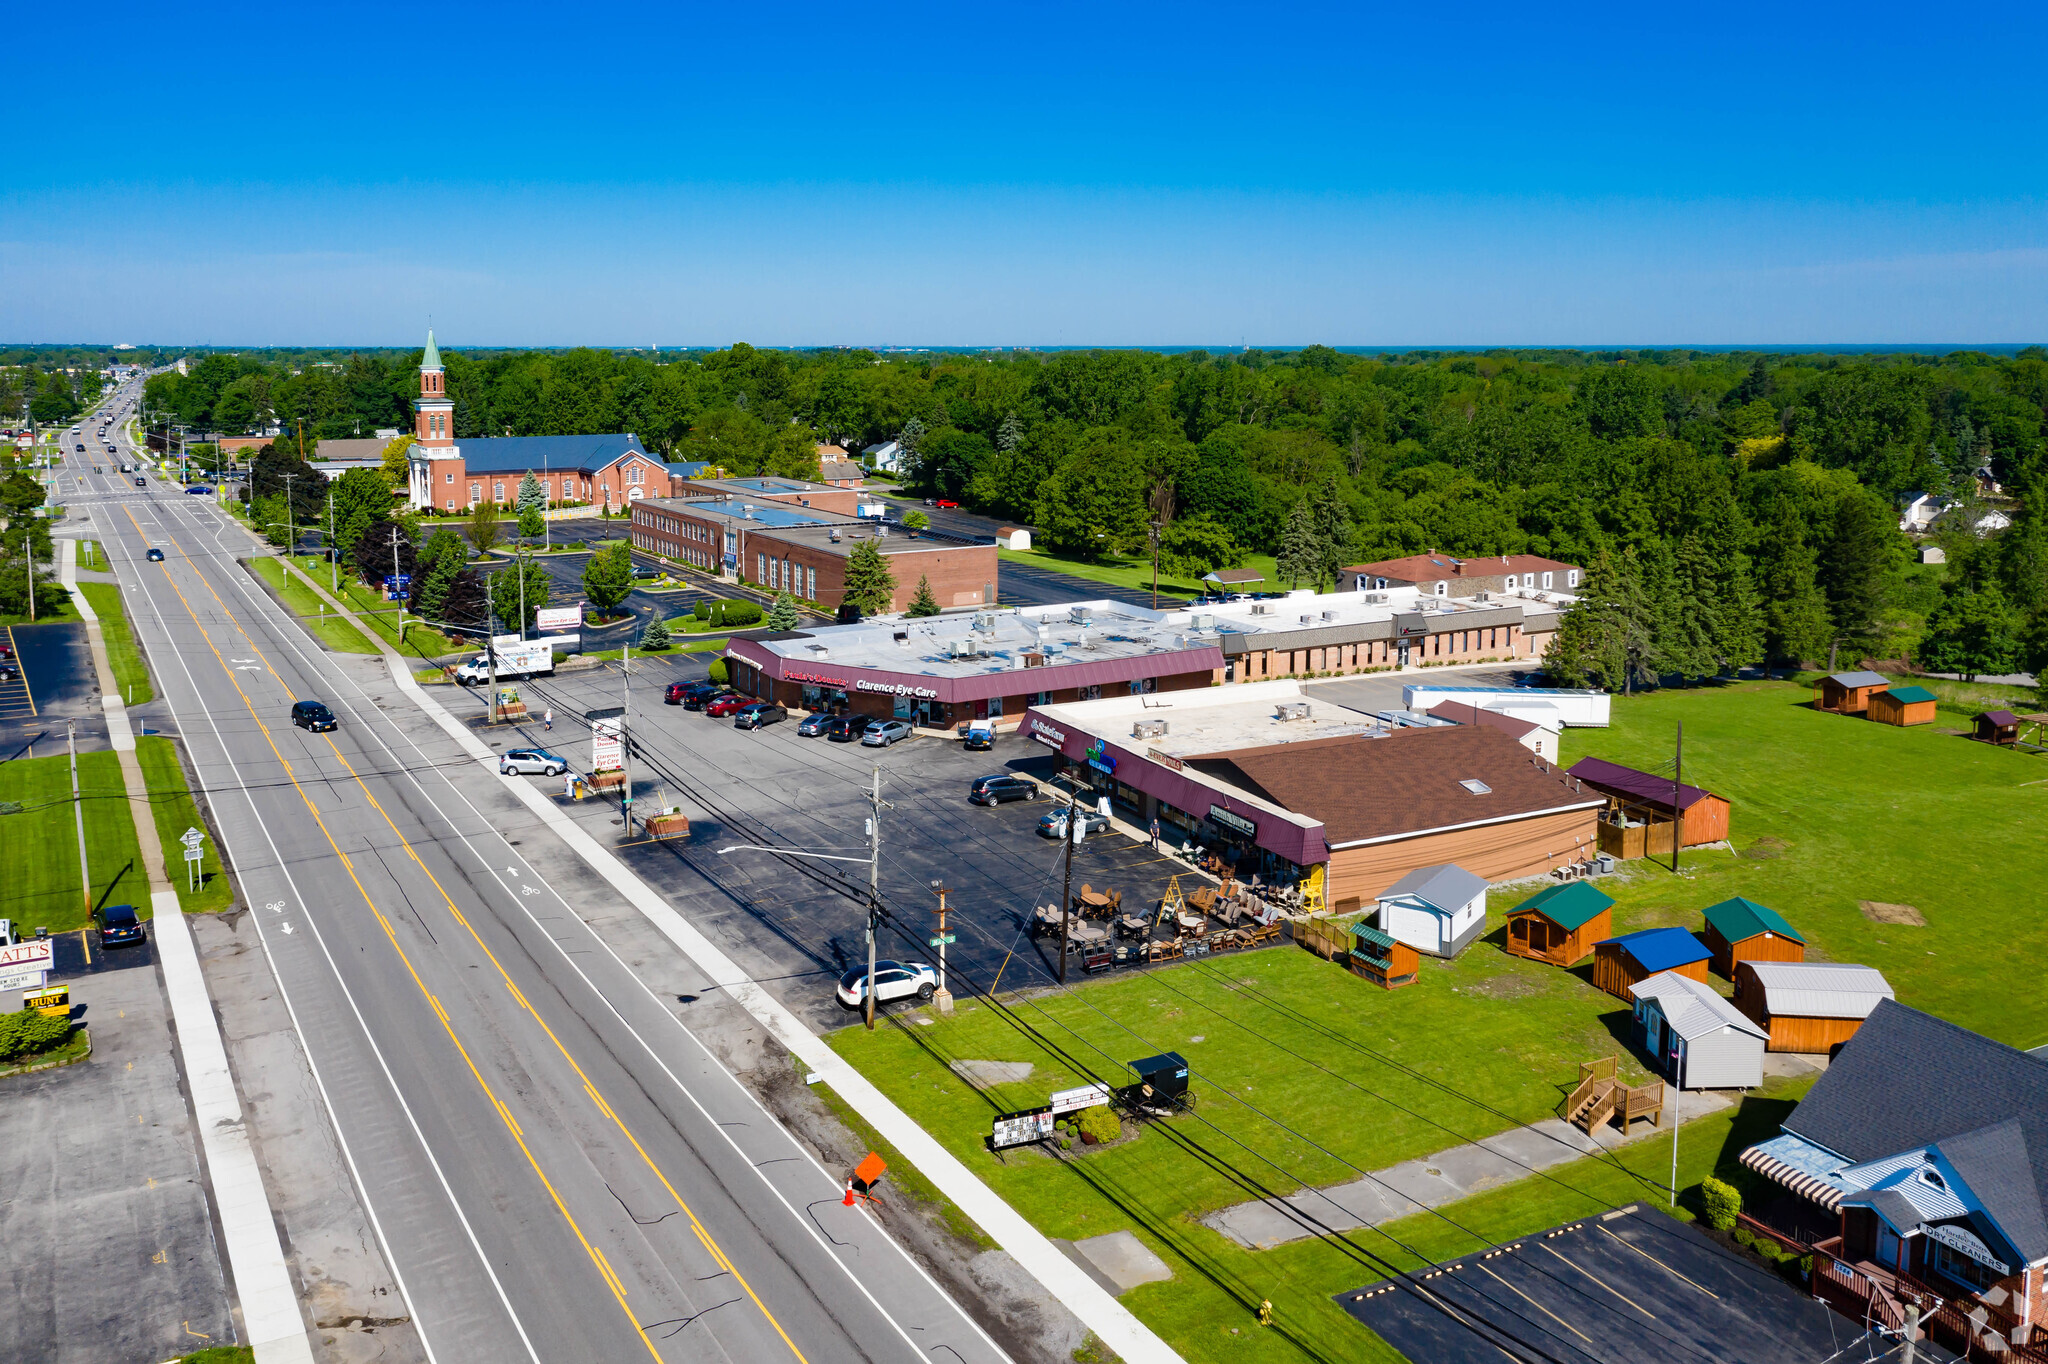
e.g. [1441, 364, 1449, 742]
[7, 2, 2045, 346]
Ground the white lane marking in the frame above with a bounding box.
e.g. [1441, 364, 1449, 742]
[173, 498, 1007, 1362]
[121, 508, 537, 1364]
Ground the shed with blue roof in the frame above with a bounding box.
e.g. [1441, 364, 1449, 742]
[1700, 896, 1806, 978]
[1592, 925, 1711, 1002]
[1505, 881, 1614, 967]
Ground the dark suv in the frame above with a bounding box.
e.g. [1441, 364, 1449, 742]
[94, 902, 146, 948]
[969, 774, 1039, 806]
[290, 699, 338, 732]
[734, 701, 788, 730]
[680, 683, 730, 711]
[825, 714, 878, 743]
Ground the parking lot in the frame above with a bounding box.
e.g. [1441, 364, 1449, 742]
[1341, 1205, 1934, 1364]
[454, 653, 1249, 1030]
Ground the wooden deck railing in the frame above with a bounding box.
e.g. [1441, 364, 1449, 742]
[1809, 1239, 2048, 1363]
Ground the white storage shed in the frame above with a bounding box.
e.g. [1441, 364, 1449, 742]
[1632, 970, 1767, 1090]
[1374, 863, 1490, 960]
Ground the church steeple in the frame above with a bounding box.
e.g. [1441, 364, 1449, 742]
[414, 329, 454, 446]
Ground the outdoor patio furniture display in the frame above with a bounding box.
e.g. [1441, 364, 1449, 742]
[1116, 913, 1150, 939]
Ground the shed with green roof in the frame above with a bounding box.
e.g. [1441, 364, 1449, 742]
[1700, 895, 1806, 977]
[1504, 880, 1614, 967]
[1867, 684, 1937, 728]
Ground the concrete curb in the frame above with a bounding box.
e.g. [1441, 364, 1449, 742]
[261, 547, 1184, 1362]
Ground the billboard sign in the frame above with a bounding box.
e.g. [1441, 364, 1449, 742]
[591, 716, 623, 772]
[535, 606, 582, 634]
[990, 1105, 1054, 1151]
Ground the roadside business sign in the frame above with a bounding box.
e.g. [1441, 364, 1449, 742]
[990, 1105, 1054, 1151]
[535, 605, 582, 634]
[1049, 1083, 1113, 1115]
[591, 716, 623, 772]
[0, 938, 55, 992]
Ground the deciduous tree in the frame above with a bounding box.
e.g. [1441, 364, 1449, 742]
[582, 542, 633, 617]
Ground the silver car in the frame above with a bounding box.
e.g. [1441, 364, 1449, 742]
[861, 719, 914, 747]
[499, 747, 568, 776]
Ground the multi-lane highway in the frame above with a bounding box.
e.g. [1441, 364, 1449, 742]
[62, 403, 1011, 1363]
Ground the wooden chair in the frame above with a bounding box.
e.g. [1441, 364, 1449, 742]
[1247, 922, 1281, 946]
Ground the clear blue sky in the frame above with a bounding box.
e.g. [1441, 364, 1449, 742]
[8, 2, 2045, 346]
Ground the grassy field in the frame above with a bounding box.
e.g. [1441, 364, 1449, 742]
[77, 581, 153, 705]
[137, 737, 234, 914]
[0, 749, 149, 932]
[998, 545, 1284, 599]
[246, 558, 378, 654]
[280, 555, 467, 657]
[827, 677, 2046, 1361]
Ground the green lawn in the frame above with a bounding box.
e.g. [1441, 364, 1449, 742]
[280, 555, 466, 657]
[0, 749, 150, 933]
[78, 581, 153, 705]
[826, 678, 2045, 1360]
[246, 558, 379, 654]
[998, 545, 1284, 600]
[76, 539, 109, 571]
[137, 737, 234, 914]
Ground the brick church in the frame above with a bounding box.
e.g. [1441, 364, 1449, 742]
[403, 331, 690, 514]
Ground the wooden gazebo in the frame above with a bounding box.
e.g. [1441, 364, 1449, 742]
[1505, 881, 1614, 967]
[1867, 684, 1936, 727]
[1974, 710, 2020, 746]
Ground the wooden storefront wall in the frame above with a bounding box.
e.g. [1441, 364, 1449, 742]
[1324, 806, 1598, 908]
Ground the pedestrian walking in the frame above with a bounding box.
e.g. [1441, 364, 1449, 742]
[1148, 817, 1161, 851]
[563, 770, 575, 802]
[543, 708, 552, 731]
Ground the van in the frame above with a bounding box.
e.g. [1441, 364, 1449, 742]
[290, 700, 338, 732]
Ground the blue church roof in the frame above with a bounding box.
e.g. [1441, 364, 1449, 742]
[454, 434, 648, 473]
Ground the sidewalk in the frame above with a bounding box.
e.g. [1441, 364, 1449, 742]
[63, 540, 316, 1364]
[1203, 1085, 1733, 1250]
[268, 548, 1187, 1363]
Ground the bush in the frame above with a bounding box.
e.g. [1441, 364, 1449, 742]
[1700, 1176, 1742, 1232]
[706, 599, 764, 628]
[1076, 1104, 1121, 1145]
[693, 601, 710, 621]
[707, 657, 730, 685]
[0, 1009, 71, 1062]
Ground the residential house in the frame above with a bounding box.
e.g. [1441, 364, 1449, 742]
[1341, 552, 1584, 599]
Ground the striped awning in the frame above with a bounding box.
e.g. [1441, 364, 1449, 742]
[1740, 1144, 1845, 1211]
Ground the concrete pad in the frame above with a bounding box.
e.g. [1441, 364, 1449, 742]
[1068, 1231, 1173, 1294]
[951, 1059, 1035, 1088]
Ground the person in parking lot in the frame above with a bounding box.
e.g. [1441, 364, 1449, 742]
[1149, 816, 1161, 850]
[543, 708, 552, 732]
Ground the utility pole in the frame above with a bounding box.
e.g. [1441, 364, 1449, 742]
[1902, 1302, 1919, 1364]
[929, 881, 954, 1014]
[1672, 720, 1683, 875]
[68, 719, 90, 917]
[1148, 519, 1162, 609]
[864, 767, 888, 1030]
[619, 631, 633, 835]
[1670, 1051, 1681, 1208]
[327, 489, 337, 593]
[282, 472, 300, 555]
[1059, 784, 1077, 983]
[392, 527, 406, 646]
[486, 569, 500, 723]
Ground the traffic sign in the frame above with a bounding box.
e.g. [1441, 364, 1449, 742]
[179, 827, 205, 848]
[183, 847, 203, 861]
[928, 933, 955, 947]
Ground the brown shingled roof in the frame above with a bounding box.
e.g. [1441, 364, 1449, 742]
[1426, 699, 1539, 740]
[1188, 725, 1601, 846]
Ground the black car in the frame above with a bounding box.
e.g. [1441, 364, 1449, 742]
[795, 710, 836, 737]
[145, 547, 164, 560]
[134, 476, 145, 487]
[630, 563, 660, 580]
[290, 699, 338, 732]
[825, 714, 879, 743]
[94, 902, 146, 948]
[969, 774, 1039, 806]
[683, 685, 735, 712]
[734, 701, 788, 730]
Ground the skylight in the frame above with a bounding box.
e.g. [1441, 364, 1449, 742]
[1459, 779, 1492, 794]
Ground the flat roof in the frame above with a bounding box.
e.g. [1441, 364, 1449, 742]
[680, 476, 838, 497]
[635, 495, 849, 530]
[1027, 681, 1391, 758]
[754, 523, 967, 558]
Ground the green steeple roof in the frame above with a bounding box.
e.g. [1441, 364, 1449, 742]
[421, 329, 442, 371]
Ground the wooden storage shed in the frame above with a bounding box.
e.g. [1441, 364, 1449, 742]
[1592, 926, 1711, 1003]
[1347, 923, 1419, 989]
[1568, 757, 1732, 856]
[1505, 881, 1614, 967]
[1732, 961, 1895, 1054]
[1632, 970, 1768, 1090]
[1974, 709, 2020, 746]
[1700, 896, 1806, 978]
[1866, 684, 1937, 727]
[1815, 671, 1890, 715]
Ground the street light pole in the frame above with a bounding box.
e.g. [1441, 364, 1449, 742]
[1059, 783, 1076, 984]
[866, 767, 884, 1030]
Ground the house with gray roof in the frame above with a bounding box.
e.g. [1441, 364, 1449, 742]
[1739, 1000, 2048, 1353]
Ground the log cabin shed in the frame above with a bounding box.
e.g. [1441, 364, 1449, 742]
[1631, 970, 1767, 1090]
[1975, 710, 2021, 746]
[1566, 756, 1732, 849]
[1504, 880, 1614, 967]
[1733, 961, 1896, 1054]
[1593, 926, 1712, 1003]
[1867, 684, 1938, 727]
[1816, 670, 1890, 715]
[1700, 896, 1806, 978]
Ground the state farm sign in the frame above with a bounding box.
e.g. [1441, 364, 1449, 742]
[856, 679, 938, 699]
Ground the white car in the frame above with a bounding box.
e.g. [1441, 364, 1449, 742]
[835, 959, 938, 1009]
[861, 719, 914, 747]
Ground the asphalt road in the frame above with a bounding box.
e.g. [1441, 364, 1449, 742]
[65, 420, 1010, 1360]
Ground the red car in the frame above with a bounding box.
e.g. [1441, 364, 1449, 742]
[934, 499, 959, 509]
[705, 693, 751, 718]
[663, 681, 689, 704]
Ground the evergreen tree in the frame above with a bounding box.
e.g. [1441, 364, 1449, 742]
[907, 575, 940, 617]
[1758, 523, 1834, 668]
[516, 470, 546, 515]
[1820, 491, 1894, 648]
[1663, 534, 1720, 682]
[766, 592, 801, 630]
[1716, 552, 1767, 673]
[1919, 583, 2022, 681]
[639, 614, 671, 649]
[1276, 499, 1320, 589]
[841, 539, 896, 616]
[517, 504, 546, 540]
[410, 537, 463, 621]
[1310, 478, 1353, 590]
[996, 412, 1024, 453]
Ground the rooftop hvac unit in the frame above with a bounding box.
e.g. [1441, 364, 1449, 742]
[1190, 612, 1217, 630]
[828, 528, 841, 542]
[1299, 614, 1313, 625]
[1132, 719, 1169, 740]
[876, 523, 888, 538]
[1022, 651, 1046, 668]
[1251, 603, 1271, 615]
[1363, 592, 1390, 605]
[1322, 610, 1338, 621]
[1069, 605, 1094, 624]
[1474, 591, 1489, 602]
[1275, 701, 1312, 722]
[741, 504, 754, 519]
[974, 610, 999, 633]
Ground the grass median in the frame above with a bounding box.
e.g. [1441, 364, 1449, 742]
[77, 581, 153, 705]
[281, 555, 466, 657]
[137, 736, 234, 914]
[997, 545, 1281, 599]
[247, 557, 378, 654]
[0, 748, 149, 933]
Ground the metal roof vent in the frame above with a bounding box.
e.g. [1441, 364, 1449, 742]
[1132, 719, 1169, 740]
[1275, 701, 1312, 722]
[1069, 605, 1093, 624]
[1300, 614, 1313, 625]
[828, 527, 841, 542]
[1459, 779, 1492, 794]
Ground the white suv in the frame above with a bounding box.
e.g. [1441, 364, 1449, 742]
[835, 960, 938, 1008]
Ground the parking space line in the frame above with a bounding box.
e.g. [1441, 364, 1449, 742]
[1474, 1258, 1594, 1344]
[1595, 1222, 1719, 1299]
[1540, 1239, 1656, 1319]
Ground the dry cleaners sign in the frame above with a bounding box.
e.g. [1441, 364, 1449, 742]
[856, 679, 938, 699]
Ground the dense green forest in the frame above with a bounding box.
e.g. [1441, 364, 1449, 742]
[67, 343, 2048, 683]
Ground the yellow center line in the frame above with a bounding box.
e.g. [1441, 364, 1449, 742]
[1596, 1222, 1720, 1299]
[1539, 1240, 1656, 1318]
[1476, 1259, 1594, 1345]
[137, 509, 808, 1362]
[123, 508, 663, 1359]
